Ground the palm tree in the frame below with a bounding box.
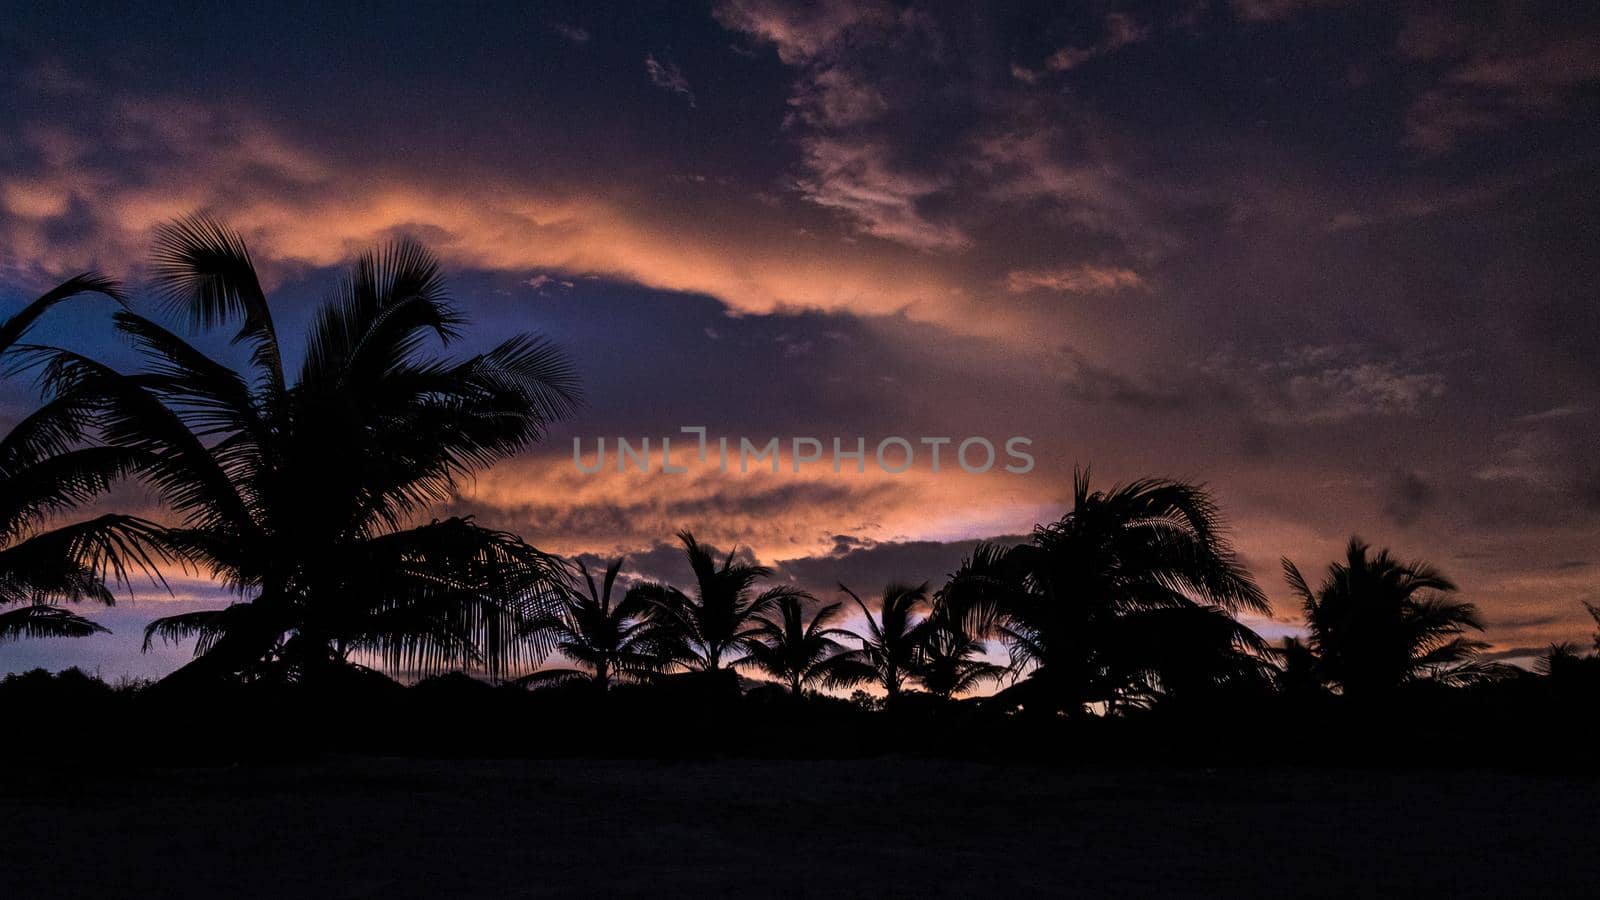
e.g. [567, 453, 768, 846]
[831, 582, 931, 704]
[947, 469, 1268, 715]
[916, 585, 1005, 701]
[735, 592, 854, 695]
[518, 557, 663, 690]
[2, 274, 164, 644]
[1101, 604, 1271, 709]
[19, 216, 579, 683]
[914, 618, 1006, 701]
[1284, 537, 1493, 700]
[626, 530, 807, 672]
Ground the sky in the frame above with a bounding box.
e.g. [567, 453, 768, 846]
[3, 0, 1599, 678]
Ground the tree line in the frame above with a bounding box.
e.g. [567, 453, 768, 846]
[3, 217, 1596, 717]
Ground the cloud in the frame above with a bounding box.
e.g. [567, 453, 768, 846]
[1006, 266, 1145, 294]
[1472, 429, 1561, 486]
[550, 22, 590, 45]
[523, 273, 573, 291]
[713, 0, 894, 65]
[1009, 63, 1040, 86]
[713, 4, 972, 254]
[644, 54, 696, 107]
[1519, 404, 1587, 423]
[794, 137, 969, 251]
[1201, 346, 1448, 425]
[973, 126, 1169, 254]
[773, 534, 1028, 598]
[787, 68, 888, 128]
[1323, 180, 1516, 231]
[1382, 469, 1438, 527]
[710, 1, 1206, 274]
[1230, 0, 1352, 23]
[447, 450, 1058, 567]
[1281, 362, 1446, 421]
[1055, 348, 1191, 412]
[1465, 426, 1600, 519]
[0, 75, 985, 327]
[1021, 13, 1149, 76]
[1398, 11, 1600, 153]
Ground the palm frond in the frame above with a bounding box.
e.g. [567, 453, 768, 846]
[0, 272, 126, 355]
[150, 215, 284, 393]
[0, 446, 151, 542]
[0, 604, 109, 641]
[0, 514, 169, 605]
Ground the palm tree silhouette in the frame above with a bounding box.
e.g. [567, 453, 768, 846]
[947, 469, 1268, 715]
[914, 618, 1006, 701]
[1103, 604, 1271, 709]
[626, 530, 807, 672]
[1284, 537, 1497, 699]
[831, 582, 931, 704]
[518, 558, 664, 689]
[916, 584, 1005, 701]
[734, 592, 855, 695]
[2, 275, 164, 644]
[18, 217, 579, 683]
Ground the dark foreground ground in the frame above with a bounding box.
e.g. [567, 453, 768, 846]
[3, 758, 1596, 898]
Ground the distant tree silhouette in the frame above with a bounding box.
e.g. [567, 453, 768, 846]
[627, 530, 808, 671]
[1270, 636, 1325, 698]
[2, 275, 164, 643]
[734, 592, 855, 695]
[947, 470, 1268, 716]
[1535, 641, 1586, 677]
[830, 582, 931, 704]
[1284, 537, 1499, 699]
[518, 558, 664, 690]
[1535, 605, 1600, 686]
[17, 217, 578, 683]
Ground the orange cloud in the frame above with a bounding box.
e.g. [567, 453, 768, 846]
[0, 90, 993, 331]
[454, 446, 1061, 565]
